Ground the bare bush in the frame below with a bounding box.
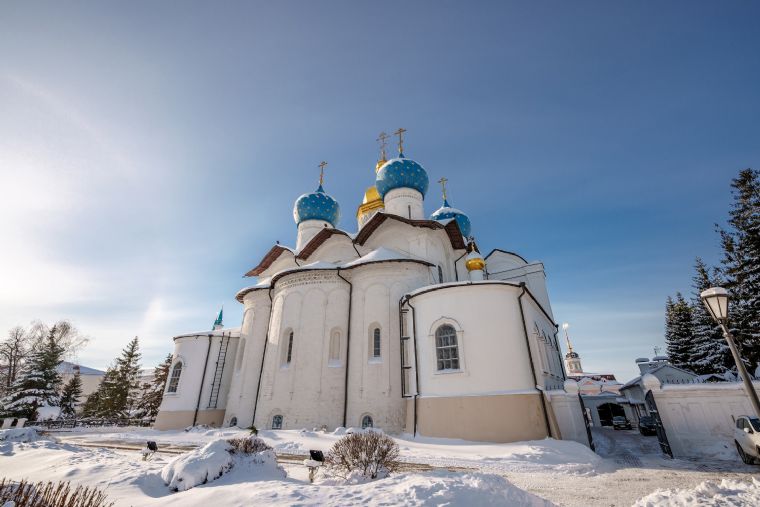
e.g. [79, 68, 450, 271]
[0, 478, 113, 507]
[325, 431, 400, 480]
[226, 436, 272, 455]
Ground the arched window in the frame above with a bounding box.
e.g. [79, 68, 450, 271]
[361, 415, 374, 429]
[437, 265, 443, 283]
[282, 330, 294, 366]
[272, 414, 283, 430]
[328, 331, 341, 366]
[372, 327, 381, 359]
[229, 417, 238, 427]
[435, 325, 459, 371]
[167, 361, 183, 393]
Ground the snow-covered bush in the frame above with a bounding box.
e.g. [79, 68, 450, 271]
[0, 428, 40, 443]
[35, 404, 61, 421]
[0, 477, 113, 507]
[161, 436, 281, 492]
[326, 431, 400, 480]
[227, 436, 271, 455]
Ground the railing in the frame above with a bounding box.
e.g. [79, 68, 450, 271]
[27, 418, 153, 430]
[660, 375, 756, 385]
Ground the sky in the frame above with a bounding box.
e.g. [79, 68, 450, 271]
[1, 1, 758, 380]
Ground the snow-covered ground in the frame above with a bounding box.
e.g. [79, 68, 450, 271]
[0, 426, 757, 506]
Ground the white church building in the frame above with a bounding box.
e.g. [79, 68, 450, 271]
[155, 133, 589, 444]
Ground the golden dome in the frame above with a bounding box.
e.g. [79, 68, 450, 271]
[465, 256, 485, 272]
[375, 158, 387, 173]
[362, 185, 381, 204]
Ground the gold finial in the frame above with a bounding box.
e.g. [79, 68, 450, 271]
[318, 161, 327, 186]
[437, 177, 448, 201]
[562, 323, 573, 352]
[393, 127, 407, 156]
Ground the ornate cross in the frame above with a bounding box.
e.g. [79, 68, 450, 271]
[437, 177, 448, 201]
[376, 131, 389, 160]
[393, 127, 407, 155]
[318, 161, 327, 186]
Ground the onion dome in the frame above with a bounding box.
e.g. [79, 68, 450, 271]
[293, 184, 341, 227]
[566, 350, 580, 359]
[465, 239, 485, 272]
[375, 156, 429, 199]
[431, 199, 472, 238]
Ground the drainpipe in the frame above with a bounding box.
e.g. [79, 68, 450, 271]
[251, 287, 274, 427]
[517, 283, 553, 438]
[336, 268, 353, 428]
[453, 251, 467, 282]
[193, 333, 214, 426]
[404, 295, 421, 437]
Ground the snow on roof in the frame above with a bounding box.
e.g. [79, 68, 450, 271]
[341, 247, 412, 268]
[56, 361, 105, 376]
[174, 327, 241, 340]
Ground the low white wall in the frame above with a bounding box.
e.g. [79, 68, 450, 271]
[645, 374, 760, 459]
[547, 382, 591, 447]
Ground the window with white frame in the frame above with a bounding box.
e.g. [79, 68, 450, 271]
[435, 324, 459, 371]
[372, 327, 381, 359]
[361, 414, 374, 429]
[167, 361, 182, 393]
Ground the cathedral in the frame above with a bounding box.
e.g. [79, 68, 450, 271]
[154, 131, 589, 445]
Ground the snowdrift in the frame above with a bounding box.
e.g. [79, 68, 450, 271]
[161, 437, 284, 492]
[0, 428, 41, 443]
[633, 478, 760, 506]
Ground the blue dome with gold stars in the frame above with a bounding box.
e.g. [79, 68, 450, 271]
[293, 185, 341, 227]
[375, 156, 429, 199]
[430, 199, 471, 237]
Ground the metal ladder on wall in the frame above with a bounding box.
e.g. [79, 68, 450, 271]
[207, 334, 229, 409]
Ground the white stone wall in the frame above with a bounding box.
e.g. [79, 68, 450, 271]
[296, 219, 331, 250]
[644, 375, 760, 459]
[383, 188, 424, 220]
[224, 290, 272, 428]
[547, 382, 591, 447]
[158, 332, 239, 418]
[405, 282, 562, 399]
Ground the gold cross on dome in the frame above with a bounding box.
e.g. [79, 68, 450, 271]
[376, 131, 389, 160]
[437, 177, 448, 201]
[318, 161, 327, 186]
[393, 127, 407, 155]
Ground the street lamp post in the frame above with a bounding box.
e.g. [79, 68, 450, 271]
[700, 287, 760, 419]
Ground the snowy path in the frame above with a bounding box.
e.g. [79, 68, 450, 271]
[501, 428, 759, 506]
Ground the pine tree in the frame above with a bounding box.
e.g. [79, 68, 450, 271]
[59, 372, 83, 419]
[0, 325, 65, 419]
[134, 354, 172, 421]
[717, 168, 760, 372]
[81, 388, 101, 418]
[84, 337, 142, 418]
[689, 258, 732, 374]
[665, 293, 695, 371]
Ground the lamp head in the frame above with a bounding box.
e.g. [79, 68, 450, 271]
[700, 287, 729, 323]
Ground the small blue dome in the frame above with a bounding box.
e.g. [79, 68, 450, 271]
[375, 156, 429, 199]
[293, 185, 341, 226]
[430, 199, 471, 237]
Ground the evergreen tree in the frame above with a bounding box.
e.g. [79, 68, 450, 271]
[134, 354, 172, 421]
[665, 293, 695, 371]
[0, 325, 65, 419]
[689, 258, 732, 374]
[59, 372, 83, 419]
[81, 388, 102, 418]
[84, 337, 142, 418]
[717, 168, 760, 372]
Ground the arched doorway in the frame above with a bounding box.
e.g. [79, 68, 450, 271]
[597, 403, 625, 426]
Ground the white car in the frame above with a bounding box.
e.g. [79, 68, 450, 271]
[734, 415, 760, 464]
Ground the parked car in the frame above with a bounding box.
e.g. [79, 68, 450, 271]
[734, 415, 760, 465]
[612, 416, 632, 430]
[638, 416, 657, 436]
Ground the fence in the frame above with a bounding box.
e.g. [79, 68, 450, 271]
[28, 418, 153, 430]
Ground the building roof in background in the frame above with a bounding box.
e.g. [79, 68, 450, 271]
[56, 361, 105, 376]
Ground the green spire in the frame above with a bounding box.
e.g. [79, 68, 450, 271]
[213, 306, 223, 330]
